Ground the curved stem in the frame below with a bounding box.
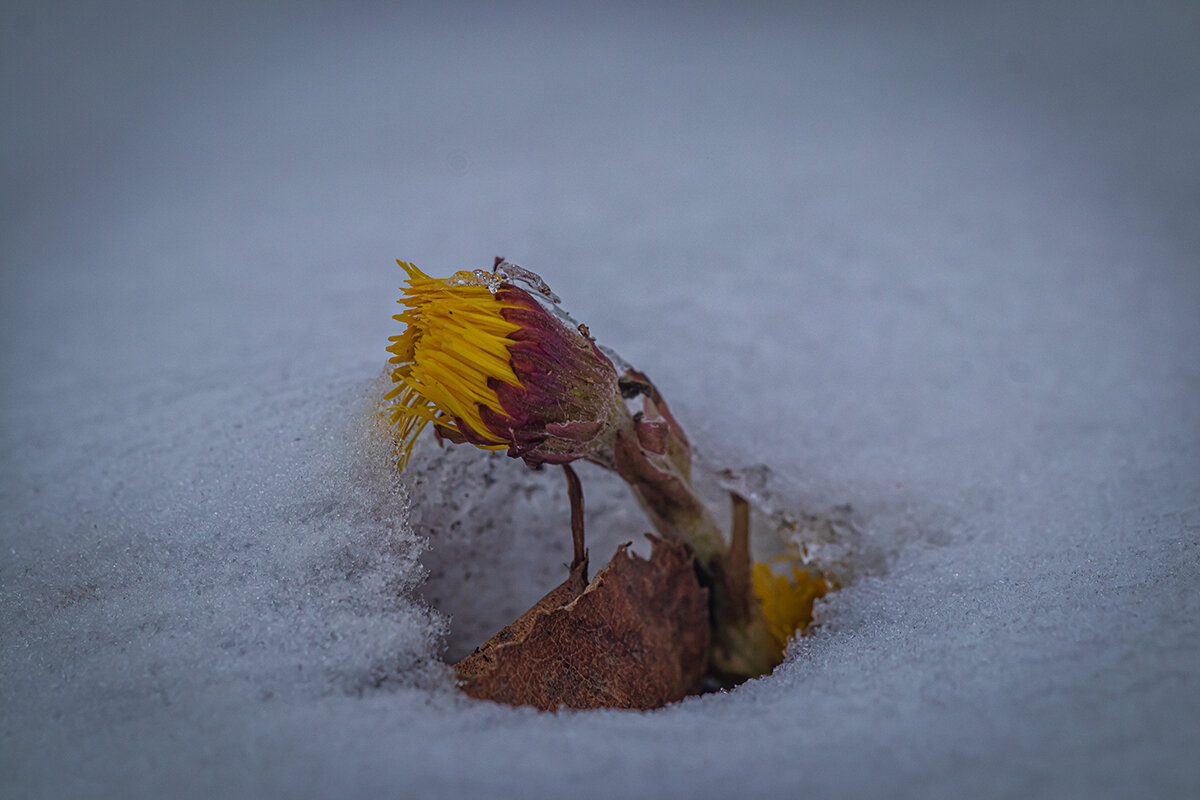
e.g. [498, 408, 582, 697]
[562, 463, 588, 587]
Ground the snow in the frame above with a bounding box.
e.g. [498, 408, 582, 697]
[3, 2, 1198, 798]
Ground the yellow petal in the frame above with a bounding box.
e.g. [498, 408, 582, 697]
[752, 562, 829, 656]
[386, 261, 525, 469]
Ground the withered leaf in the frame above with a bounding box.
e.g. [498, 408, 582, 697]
[454, 535, 709, 711]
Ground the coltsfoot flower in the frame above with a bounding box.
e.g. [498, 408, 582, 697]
[751, 562, 830, 657]
[387, 258, 803, 686]
[385, 260, 626, 470]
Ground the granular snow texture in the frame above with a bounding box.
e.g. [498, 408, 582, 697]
[2, 3, 1198, 799]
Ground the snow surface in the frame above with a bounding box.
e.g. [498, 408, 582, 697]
[3, 2, 1198, 798]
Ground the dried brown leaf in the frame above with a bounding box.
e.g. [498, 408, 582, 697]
[454, 535, 709, 710]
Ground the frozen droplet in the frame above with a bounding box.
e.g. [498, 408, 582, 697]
[493, 260, 562, 304]
[444, 269, 502, 293]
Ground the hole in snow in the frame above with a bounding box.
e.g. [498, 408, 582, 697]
[399, 428, 869, 698]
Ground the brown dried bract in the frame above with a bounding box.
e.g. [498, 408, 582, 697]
[454, 535, 710, 711]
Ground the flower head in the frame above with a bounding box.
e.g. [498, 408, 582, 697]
[385, 261, 625, 470]
[751, 562, 830, 657]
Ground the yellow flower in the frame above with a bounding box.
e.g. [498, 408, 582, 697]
[751, 562, 829, 656]
[385, 262, 521, 466]
[385, 261, 623, 470]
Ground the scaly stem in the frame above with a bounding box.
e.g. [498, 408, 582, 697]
[608, 402, 778, 683]
[562, 463, 589, 593]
